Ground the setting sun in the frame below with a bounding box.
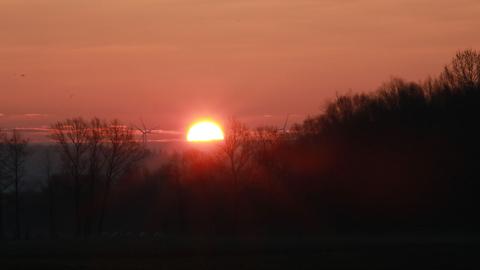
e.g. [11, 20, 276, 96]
[187, 120, 225, 142]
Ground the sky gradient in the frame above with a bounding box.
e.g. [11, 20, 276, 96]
[1, 0, 480, 132]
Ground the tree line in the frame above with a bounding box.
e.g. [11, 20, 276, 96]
[0, 49, 479, 239]
[0, 119, 146, 239]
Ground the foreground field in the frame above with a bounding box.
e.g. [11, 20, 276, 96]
[1, 235, 479, 269]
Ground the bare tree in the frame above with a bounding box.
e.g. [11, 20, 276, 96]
[44, 147, 56, 239]
[253, 126, 282, 182]
[50, 118, 89, 237]
[84, 118, 107, 236]
[98, 120, 146, 233]
[0, 129, 9, 240]
[441, 49, 480, 90]
[221, 118, 253, 186]
[2, 129, 29, 239]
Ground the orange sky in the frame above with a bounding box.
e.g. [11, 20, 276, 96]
[1, 0, 480, 131]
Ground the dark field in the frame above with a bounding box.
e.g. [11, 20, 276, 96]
[1, 235, 479, 269]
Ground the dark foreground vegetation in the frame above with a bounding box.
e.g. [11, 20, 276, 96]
[1, 50, 480, 269]
[1, 236, 479, 269]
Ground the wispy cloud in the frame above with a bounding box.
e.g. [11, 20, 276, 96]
[23, 113, 48, 118]
[0, 113, 50, 119]
[3, 126, 183, 144]
[9, 126, 181, 135]
[152, 129, 183, 135]
[149, 138, 185, 142]
[11, 127, 51, 133]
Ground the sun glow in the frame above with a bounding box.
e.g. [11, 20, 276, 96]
[187, 120, 224, 142]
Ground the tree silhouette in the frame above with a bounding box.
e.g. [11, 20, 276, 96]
[441, 49, 480, 91]
[43, 147, 57, 239]
[0, 129, 9, 239]
[252, 126, 283, 183]
[98, 120, 146, 233]
[221, 118, 253, 186]
[2, 129, 29, 239]
[50, 118, 90, 237]
[84, 118, 106, 236]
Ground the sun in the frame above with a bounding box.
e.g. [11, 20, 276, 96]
[187, 120, 225, 142]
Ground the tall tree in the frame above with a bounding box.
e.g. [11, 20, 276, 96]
[0, 129, 9, 240]
[98, 120, 145, 233]
[252, 126, 283, 183]
[85, 118, 106, 236]
[44, 147, 57, 239]
[441, 49, 480, 90]
[2, 130, 29, 239]
[221, 118, 253, 186]
[50, 118, 89, 237]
